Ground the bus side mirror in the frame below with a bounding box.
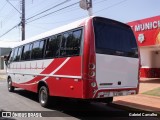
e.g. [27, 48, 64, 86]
[4, 56, 9, 65]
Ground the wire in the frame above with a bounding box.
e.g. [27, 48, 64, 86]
[6, 0, 21, 14]
[0, 23, 20, 38]
[0, 2, 7, 14]
[0, 0, 76, 39]
[0, 0, 127, 39]
[1, 3, 20, 26]
[94, 0, 128, 13]
[26, 2, 79, 24]
[30, 6, 80, 24]
[26, 0, 70, 21]
[94, 0, 108, 4]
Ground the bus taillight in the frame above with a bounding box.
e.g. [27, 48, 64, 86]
[88, 63, 96, 77]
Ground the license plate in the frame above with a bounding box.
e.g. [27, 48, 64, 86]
[103, 92, 110, 97]
[113, 91, 123, 96]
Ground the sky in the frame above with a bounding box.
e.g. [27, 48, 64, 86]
[0, 0, 159, 42]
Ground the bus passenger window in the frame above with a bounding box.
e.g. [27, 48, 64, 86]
[60, 32, 69, 56]
[39, 40, 45, 58]
[16, 47, 22, 61]
[12, 47, 18, 62]
[21, 44, 31, 60]
[70, 29, 82, 55]
[31, 40, 45, 60]
[45, 35, 61, 58]
[60, 29, 82, 57]
[9, 49, 15, 62]
[65, 29, 82, 56]
[31, 41, 40, 59]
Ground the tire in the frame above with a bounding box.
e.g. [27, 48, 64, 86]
[8, 78, 14, 92]
[39, 86, 50, 107]
[105, 97, 113, 104]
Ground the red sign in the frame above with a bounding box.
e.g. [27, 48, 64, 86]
[128, 16, 160, 46]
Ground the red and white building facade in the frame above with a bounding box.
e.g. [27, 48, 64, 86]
[128, 16, 160, 78]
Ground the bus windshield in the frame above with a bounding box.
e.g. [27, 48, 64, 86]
[93, 17, 138, 58]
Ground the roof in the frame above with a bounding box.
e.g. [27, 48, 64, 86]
[14, 16, 93, 47]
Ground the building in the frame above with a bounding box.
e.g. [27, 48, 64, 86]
[0, 41, 17, 70]
[128, 15, 160, 78]
[0, 48, 11, 69]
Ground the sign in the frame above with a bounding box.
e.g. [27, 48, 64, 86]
[133, 20, 160, 32]
[128, 16, 160, 46]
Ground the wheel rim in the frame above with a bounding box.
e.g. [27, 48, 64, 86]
[40, 89, 47, 104]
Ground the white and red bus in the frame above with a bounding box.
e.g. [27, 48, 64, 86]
[6, 16, 140, 107]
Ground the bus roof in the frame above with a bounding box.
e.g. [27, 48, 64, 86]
[13, 16, 93, 48]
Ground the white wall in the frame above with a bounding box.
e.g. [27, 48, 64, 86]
[151, 50, 160, 68]
[140, 47, 160, 68]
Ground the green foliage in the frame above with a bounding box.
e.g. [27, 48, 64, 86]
[143, 87, 160, 97]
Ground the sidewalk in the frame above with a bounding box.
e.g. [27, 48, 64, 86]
[113, 78, 160, 113]
[0, 70, 6, 79]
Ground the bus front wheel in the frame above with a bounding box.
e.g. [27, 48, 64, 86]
[8, 78, 14, 92]
[39, 86, 50, 107]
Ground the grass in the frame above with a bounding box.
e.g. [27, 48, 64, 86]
[143, 87, 160, 97]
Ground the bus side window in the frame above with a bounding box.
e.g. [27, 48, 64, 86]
[12, 47, 18, 62]
[60, 32, 68, 57]
[16, 47, 22, 61]
[31, 40, 45, 60]
[60, 32, 74, 57]
[21, 44, 31, 61]
[31, 41, 40, 60]
[39, 40, 45, 59]
[9, 49, 15, 62]
[45, 35, 61, 58]
[66, 29, 82, 56]
[56, 35, 61, 57]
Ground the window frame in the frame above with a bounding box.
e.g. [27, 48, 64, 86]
[10, 27, 83, 62]
[59, 27, 83, 58]
[12, 47, 19, 62]
[31, 39, 46, 60]
[44, 35, 61, 59]
[21, 43, 33, 61]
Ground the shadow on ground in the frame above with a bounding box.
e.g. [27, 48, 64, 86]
[12, 89, 160, 120]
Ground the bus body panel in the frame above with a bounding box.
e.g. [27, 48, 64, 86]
[96, 54, 139, 89]
[9, 56, 83, 98]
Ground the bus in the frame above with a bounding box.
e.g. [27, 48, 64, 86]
[6, 16, 140, 107]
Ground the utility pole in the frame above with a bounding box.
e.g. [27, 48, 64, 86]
[87, 0, 92, 16]
[79, 0, 93, 16]
[21, 0, 25, 41]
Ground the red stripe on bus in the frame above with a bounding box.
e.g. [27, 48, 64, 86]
[20, 58, 67, 84]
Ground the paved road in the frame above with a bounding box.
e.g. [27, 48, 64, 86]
[0, 79, 159, 120]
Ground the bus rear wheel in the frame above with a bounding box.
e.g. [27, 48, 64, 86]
[39, 86, 50, 107]
[8, 78, 14, 92]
